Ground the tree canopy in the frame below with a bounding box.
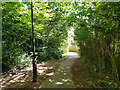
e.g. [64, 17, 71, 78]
[2, 1, 120, 83]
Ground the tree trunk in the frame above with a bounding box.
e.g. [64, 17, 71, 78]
[31, 1, 37, 82]
[104, 36, 112, 73]
[118, 35, 120, 80]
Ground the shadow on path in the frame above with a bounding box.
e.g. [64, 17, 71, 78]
[41, 52, 79, 88]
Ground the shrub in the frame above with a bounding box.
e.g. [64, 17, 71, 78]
[69, 45, 79, 52]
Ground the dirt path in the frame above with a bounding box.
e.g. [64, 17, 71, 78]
[41, 52, 79, 88]
[2, 52, 79, 89]
[2, 52, 118, 89]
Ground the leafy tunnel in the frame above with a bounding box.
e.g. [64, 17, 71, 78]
[1, 1, 120, 88]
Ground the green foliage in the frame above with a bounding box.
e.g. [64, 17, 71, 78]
[69, 45, 79, 52]
[2, 2, 120, 83]
[89, 80, 117, 88]
[2, 2, 32, 71]
[2, 2, 69, 71]
[97, 80, 112, 85]
[61, 39, 69, 53]
[16, 53, 32, 69]
[73, 2, 120, 81]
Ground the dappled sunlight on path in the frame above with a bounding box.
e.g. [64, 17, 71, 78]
[2, 52, 79, 89]
[2, 60, 62, 89]
[41, 52, 79, 88]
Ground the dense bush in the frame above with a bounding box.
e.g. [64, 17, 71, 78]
[2, 2, 68, 72]
[73, 2, 120, 80]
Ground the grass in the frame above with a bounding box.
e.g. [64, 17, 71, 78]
[69, 45, 79, 53]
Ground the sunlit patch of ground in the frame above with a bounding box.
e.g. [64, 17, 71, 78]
[2, 59, 64, 89]
[41, 53, 78, 88]
[62, 52, 79, 56]
[69, 45, 79, 52]
[71, 58, 118, 88]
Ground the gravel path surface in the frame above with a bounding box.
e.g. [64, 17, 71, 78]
[41, 52, 79, 88]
